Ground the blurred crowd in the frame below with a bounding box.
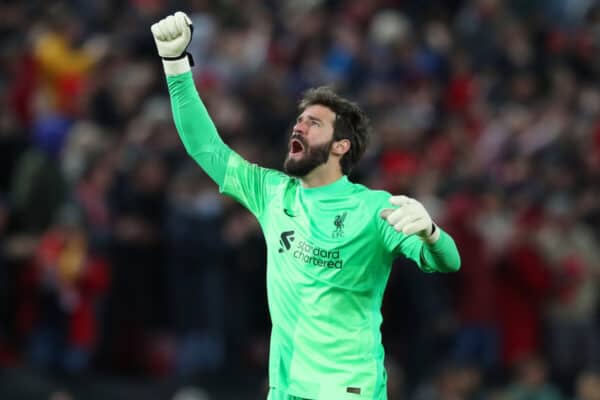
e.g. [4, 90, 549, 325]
[1, 0, 600, 399]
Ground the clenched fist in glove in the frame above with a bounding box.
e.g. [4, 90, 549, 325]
[380, 195, 440, 243]
[151, 11, 194, 74]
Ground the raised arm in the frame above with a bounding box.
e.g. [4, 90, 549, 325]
[151, 12, 288, 217]
[151, 11, 232, 186]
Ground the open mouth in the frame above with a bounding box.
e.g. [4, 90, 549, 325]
[289, 138, 305, 155]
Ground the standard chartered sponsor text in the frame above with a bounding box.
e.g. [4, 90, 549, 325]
[293, 240, 343, 269]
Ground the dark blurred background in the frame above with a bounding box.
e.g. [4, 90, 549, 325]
[1, 0, 600, 399]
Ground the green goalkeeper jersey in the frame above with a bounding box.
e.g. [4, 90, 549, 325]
[166, 71, 461, 400]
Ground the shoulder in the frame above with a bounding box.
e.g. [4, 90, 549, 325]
[264, 169, 295, 188]
[260, 169, 300, 198]
[269, 169, 292, 183]
[228, 152, 291, 185]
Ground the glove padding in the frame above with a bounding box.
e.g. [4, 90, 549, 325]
[380, 195, 438, 241]
[151, 11, 194, 63]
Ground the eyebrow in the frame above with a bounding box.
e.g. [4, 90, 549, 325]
[297, 115, 325, 124]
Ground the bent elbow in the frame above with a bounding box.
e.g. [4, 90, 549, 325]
[443, 239, 461, 273]
[448, 256, 461, 272]
[437, 253, 461, 273]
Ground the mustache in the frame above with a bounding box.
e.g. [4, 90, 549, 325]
[290, 133, 307, 146]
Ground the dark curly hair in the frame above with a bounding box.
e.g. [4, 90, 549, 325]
[299, 86, 372, 175]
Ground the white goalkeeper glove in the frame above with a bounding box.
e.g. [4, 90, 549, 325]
[380, 195, 440, 243]
[151, 11, 194, 75]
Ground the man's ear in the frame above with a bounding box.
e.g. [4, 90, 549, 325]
[331, 139, 351, 156]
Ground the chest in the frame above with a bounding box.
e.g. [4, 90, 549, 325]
[266, 190, 373, 243]
[263, 190, 385, 282]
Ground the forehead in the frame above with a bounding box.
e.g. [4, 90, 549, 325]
[299, 104, 336, 125]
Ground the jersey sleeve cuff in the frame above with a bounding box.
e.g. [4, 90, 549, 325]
[162, 58, 191, 76]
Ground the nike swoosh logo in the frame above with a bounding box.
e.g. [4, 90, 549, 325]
[283, 208, 296, 217]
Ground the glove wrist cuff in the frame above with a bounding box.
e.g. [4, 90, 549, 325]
[163, 51, 194, 64]
[162, 57, 191, 76]
[421, 223, 440, 244]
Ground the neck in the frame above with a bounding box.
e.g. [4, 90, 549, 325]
[300, 162, 344, 188]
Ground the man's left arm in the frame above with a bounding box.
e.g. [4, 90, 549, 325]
[380, 195, 461, 273]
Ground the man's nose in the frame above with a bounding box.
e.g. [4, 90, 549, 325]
[293, 121, 307, 135]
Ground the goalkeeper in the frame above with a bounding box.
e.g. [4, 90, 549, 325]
[152, 12, 460, 400]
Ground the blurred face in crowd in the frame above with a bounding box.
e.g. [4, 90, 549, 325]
[518, 357, 547, 387]
[284, 105, 337, 177]
[577, 372, 600, 400]
[135, 158, 167, 193]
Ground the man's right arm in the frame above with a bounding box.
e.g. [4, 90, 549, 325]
[152, 12, 286, 217]
[166, 66, 286, 217]
[152, 11, 232, 187]
[164, 58, 232, 186]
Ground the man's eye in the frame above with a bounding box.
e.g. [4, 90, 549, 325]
[312, 121, 320, 126]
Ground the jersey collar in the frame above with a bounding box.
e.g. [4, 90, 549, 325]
[300, 175, 351, 199]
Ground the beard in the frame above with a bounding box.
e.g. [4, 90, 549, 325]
[284, 138, 333, 177]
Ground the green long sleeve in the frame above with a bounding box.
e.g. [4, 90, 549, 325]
[418, 228, 461, 273]
[167, 71, 232, 186]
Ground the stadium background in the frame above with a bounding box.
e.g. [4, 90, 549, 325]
[1, 0, 600, 399]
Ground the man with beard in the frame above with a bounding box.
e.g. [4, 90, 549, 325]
[152, 12, 460, 400]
